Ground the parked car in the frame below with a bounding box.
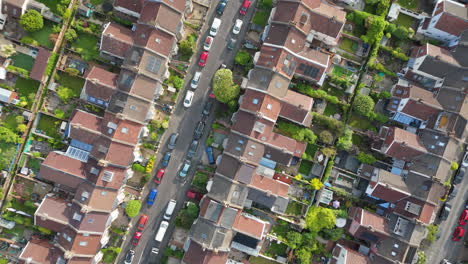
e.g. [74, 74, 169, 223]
[440, 203, 451, 221]
[193, 121, 206, 140]
[205, 146, 215, 165]
[179, 160, 191, 179]
[132, 232, 142, 246]
[210, 18, 222, 36]
[147, 189, 158, 206]
[203, 36, 213, 51]
[137, 214, 148, 231]
[161, 152, 171, 168]
[184, 90, 194, 108]
[168, 133, 179, 150]
[232, 19, 243, 34]
[216, 1, 227, 15]
[239, 0, 251, 15]
[202, 101, 213, 116]
[452, 226, 465, 241]
[155, 221, 169, 242]
[227, 38, 237, 50]
[186, 190, 204, 201]
[454, 167, 465, 184]
[187, 140, 200, 159]
[459, 209, 468, 226]
[448, 186, 458, 200]
[463, 152, 468, 167]
[154, 168, 165, 184]
[124, 250, 135, 264]
[198, 51, 209, 67]
[191, 71, 202, 89]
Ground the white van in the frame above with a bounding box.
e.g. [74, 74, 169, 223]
[155, 221, 169, 242]
[164, 199, 177, 220]
[210, 18, 222, 37]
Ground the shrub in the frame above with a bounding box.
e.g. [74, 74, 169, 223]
[45, 53, 58, 77]
[52, 24, 62, 33]
[64, 28, 78, 41]
[311, 113, 345, 135]
[37, 226, 53, 235]
[322, 159, 334, 183]
[286, 231, 303, 249]
[125, 200, 142, 218]
[56, 86, 74, 103]
[234, 50, 252, 66]
[353, 95, 375, 116]
[293, 83, 340, 105]
[319, 228, 343, 241]
[425, 224, 438, 243]
[336, 128, 353, 151]
[305, 206, 336, 234]
[175, 203, 199, 229]
[54, 109, 65, 119]
[17, 124, 27, 133]
[276, 121, 317, 144]
[309, 178, 323, 190]
[20, 10, 44, 32]
[145, 155, 155, 174]
[450, 162, 459, 171]
[321, 147, 337, 157]
[319, 130, 333, 144]
[357, 152, 377, 164]
[64, 67, 80, 76]
[6, 65, 29, 78]
[416, 251, 426, 264]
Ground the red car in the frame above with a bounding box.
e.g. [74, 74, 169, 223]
[452, 226, 465, 241]
[186, 190, 204, 201]
[137, 214, 148, 231]
[132, 232, 142, 246]
[459, 209, 468, 226]
[239, 0, 251, 15]
[198, 52, 209, 67]
[154, 168, 165, 184]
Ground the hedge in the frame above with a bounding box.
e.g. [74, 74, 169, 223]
[45, 52, 58, 77]
[379, 45, 409, 61]
[322, 158, 334, 183]
[311, 113, 345, 135]
[276, 121, 317, 144]
[293, 83, 341, 105]
[7, 65, 29, 78]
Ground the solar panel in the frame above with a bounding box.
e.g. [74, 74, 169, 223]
[66, 146, 89, 162]
[70, 139, 93, 152]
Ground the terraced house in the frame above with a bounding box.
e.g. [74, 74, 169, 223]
[17, 0, 190, 263]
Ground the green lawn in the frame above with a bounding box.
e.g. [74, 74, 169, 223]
[339, 37, 358, 54]
[270, 220, 289, 239]
[395, 13, 415, 28]
[397, 0, 417, 10]
[15, 77, 40, 108]
[27, 20, 56, 49]
[253, 11, 269, 26]
[285, 200, 303, 216]
[324, 103, 340, 116]
[36, 114, 61, 138]
[349, 114, 373, 131]
[299, 160, 314, 175]
[90, 0, 104, 4]
[3, 114, 19, 131]
[332, 66, 353, 78]
[0, 142, 17, 171]
[11, 53, 35, 71]
[71, 33, 100, 61]
[56, 72, 85, 95]
[27, 158, 42, 173]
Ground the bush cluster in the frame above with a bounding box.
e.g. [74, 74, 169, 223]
[311, 113, 345, 135]
[276, 121, 317, 144]
[7, 65, 29, 78]
[294, 83, 341, 105]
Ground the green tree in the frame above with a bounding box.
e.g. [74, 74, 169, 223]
[425, 224, 438, 243]
[357, 152, 377, 164]
[416, 251, 426, 264]
[0, 127, 20, 143]
[286, 231, 302, 249]
[450, 162, 459, 171]
[309, 178, 323, 190]
[319, 130, 333, 144]
[321, 147, 336, 157]
[234, 51, 252, 66]
[212, 69, 240, 104]
[15, 116, 24, 124]
[353, 95, 375, 116]
[295, 247, 312, 264]
[17, 124, 27, 133]
[337, 128, 353, 151]
[125, 200, 142, 218]
[20, 10, 44, 32]
[64, 29, 78, 41]
[305, 206, 336, 234]
[63, 9, 72, 20]
[320, 228, 344, 241]
[56, 86, 74, 103]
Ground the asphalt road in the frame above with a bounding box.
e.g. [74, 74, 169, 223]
[118, 1, 257, 263]
[425, 168, 468, 264]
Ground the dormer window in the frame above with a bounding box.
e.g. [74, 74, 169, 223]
[102, 171, 114, 182]
[121, 127, 129, 134]
[404, 201, 422, 215]
[73, 213, 82, 221]
[90, 167, 99, 175]
[81, 191, 90, 201]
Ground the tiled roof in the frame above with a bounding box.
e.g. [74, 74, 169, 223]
[19, 239, 64, 264]
[279, 89, 314, 125]
[240, 89, 281, 122]
[250, 173, 289, 198]
[434, 3, 468, 37]
[182, 240, 229, 264]
[383, 127, 426, 161]
[232, 213, 269, 240]
[133, 24, 175, 57]
[101, 23, 134, 58]
[114, 0, 144, 14]
[30, 48, 50, 82]
[85, 66, 118, 88]
[139, 2, 182, 36]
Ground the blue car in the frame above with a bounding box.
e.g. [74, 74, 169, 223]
[162, 152, 171, 168]
[205, 146, 215, 165]
[147, 189, 158, 206]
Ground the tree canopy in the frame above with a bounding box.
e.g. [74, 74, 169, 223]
[353, 95, 375, 116]
[212, 69, 240, 104]
[336, 128, 353, 151]
[20, 10, 44, 32]
[286, 231, 303, 249]
[305, 206, 336, 234]
[125, 200, 141, 218]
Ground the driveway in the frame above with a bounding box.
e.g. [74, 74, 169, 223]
[117, 1, 257, 263]
[424, 168, 468, 264]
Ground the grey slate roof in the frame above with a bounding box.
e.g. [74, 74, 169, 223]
[189, 218, 233, 251]
[247, 187, 289, 214]
[208, 175, 248, 208]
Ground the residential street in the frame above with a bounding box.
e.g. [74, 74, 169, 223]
[117, 1, 257, 263]
[425, 169, 468, 264]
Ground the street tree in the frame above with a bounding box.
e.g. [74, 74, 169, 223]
[213, 69, 240, 104]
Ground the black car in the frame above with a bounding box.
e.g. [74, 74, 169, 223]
[187, 140, 199, 159]
[203, 101, 213, 116]
[162, 151, 171, 168]
[193, 121, 206, 140]
[227, 38, 237, 50]
[448, 186, 458, 200]
[440, 203, 451, 220]
[167, 133, 179, 150]
[216, 1, 227, 15]
[124, 250, 135, 264]
[454, 167, 466, 184]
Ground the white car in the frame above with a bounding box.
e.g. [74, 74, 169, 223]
[203, 36, 213, 51]
[462, 152, 468, 167]
[191, 71, 201, 89]
[184, 90, 194, 108]
[232, 19, 243, 35]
